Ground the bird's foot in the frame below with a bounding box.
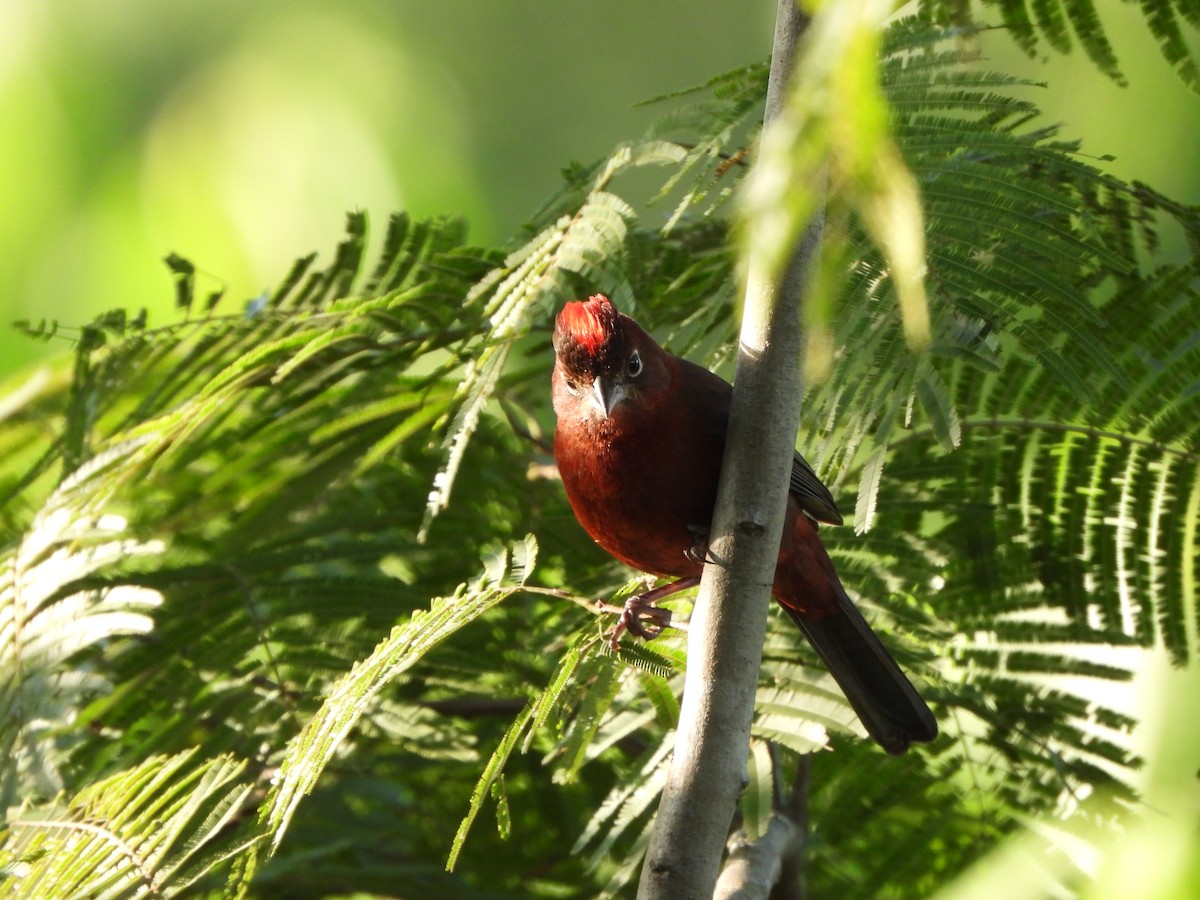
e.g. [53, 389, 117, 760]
[609, 575, 700, 650]
[611, 598, 672, 650]
[684, 525, 730, 569]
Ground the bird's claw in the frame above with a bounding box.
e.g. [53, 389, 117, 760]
[685, 525, 730, 569]
[607, 575, 701, 650]
[610, 595, 673, 650]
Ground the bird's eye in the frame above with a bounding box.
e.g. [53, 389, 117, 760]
[627, 350, 643, 378]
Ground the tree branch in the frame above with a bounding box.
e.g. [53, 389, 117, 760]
[636, 1, 821, 897]
[712, 812, 800, 900]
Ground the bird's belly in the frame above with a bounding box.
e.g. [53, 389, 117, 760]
[576, 494, 703, 579]
[557, 438, 713, 579]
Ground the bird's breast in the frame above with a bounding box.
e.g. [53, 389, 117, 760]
[554, 408, 721, 579]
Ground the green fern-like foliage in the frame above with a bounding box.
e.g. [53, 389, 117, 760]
[0, 15, 1196, 899]
[922, 0, 1200, 89]
[1, 750, 253, 898]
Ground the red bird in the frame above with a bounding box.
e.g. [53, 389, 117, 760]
[551, 294, 936, 755]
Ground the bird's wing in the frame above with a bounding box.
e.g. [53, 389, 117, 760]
[791, 452, 843, 526]
[674, 356, 842, 526]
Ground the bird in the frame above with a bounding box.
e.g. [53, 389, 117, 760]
[550, 293, 937, 755]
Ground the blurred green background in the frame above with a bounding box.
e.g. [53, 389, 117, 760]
[0, 0, 1197, 383]
[1, 4, 1198, 894]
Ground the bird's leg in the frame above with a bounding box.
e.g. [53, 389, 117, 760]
[684, 525, 730, 569]
[609, 529, 730, 649]
[610, 576, 700, 650]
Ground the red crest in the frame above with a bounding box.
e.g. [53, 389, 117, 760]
[555, 295, 618, 356]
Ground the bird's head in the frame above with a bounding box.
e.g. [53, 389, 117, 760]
[552, 295, 663, 420]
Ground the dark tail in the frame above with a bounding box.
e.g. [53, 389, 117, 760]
[785, 598, 937, 755]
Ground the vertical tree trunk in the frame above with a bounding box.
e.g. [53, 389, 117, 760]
[636, 2, 819, 897]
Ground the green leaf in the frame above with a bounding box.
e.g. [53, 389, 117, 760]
[740, 740, 774, 841]
[255, 539, 536, 861]
[1, 750, 253, 899]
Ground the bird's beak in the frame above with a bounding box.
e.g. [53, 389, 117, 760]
[590, 376, 627, 418]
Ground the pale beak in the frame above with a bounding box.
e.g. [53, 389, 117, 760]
[590, 376, 628, 418]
